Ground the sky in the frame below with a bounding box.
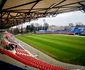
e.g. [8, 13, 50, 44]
[13, 11, 85, 28]
[30, 11, 85, 26]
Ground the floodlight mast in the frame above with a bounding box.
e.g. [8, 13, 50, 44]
[43, 19, 45, 31]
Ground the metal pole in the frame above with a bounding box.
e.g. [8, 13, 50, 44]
[0, 12, 3, 46]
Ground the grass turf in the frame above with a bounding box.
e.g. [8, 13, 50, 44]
[16, 34, 85, 66]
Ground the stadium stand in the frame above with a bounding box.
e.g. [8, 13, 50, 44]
[0, 32, 67, 70]
[81, 30, 85, 35]
[3, 31, 12, 38]
[66, 28, 78, 35]
[36, 27, 85, 36]
[0, 46, 67, 70]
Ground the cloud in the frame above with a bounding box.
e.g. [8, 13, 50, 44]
[22, 11, 85, 27]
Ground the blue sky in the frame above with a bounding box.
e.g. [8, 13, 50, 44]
[29, 11, 85, 26]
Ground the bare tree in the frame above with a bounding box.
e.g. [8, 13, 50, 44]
[43, 19, 49, 30]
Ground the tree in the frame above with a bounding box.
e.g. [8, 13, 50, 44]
[69, 23, 74, 27]
[43, 19, 49, 30]
[30, 24, 34, 32]
[14, 28, 19, 35]
[26, 25, 30, 33]
[35, 23, 39, 27]
[34, 23, 40, 31]
[38, 25, 43, 30]
[76, 22, 83, 27]
[43, 23, 49, 30]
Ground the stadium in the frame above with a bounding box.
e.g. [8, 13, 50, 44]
[0, 0, 85, 70]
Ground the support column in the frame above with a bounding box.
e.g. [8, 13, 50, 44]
[0, 12, 3, 46]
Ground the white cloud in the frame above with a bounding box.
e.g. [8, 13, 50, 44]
[21, 11, 85, 27]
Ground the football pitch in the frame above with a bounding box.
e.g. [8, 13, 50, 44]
[16, 34, 85, 66]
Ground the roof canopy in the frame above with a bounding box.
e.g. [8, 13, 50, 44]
[0, 0, 85, 29]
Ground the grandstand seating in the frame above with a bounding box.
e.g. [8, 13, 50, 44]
[3, 31, 12, 37]
[0, 47, 67, 70]
[0, 32, 67, 70]
[81, 30, 85, 35]
[82, 32, 85, 35]
[60, 28, 85, 35]
[67, 28, 77, 35]
[1, 40, 8, 46]
[16, 44, 67, 70]
[36, 28, 85, 36]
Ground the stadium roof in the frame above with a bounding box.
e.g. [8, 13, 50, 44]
[0, 0, 85, 29]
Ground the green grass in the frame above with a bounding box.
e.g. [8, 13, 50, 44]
[16, 34, 85, 66]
